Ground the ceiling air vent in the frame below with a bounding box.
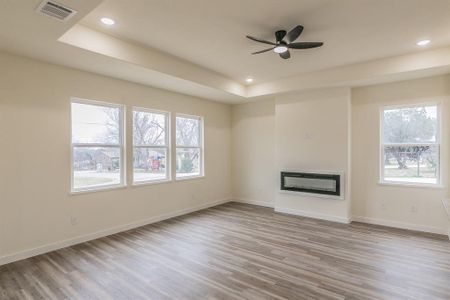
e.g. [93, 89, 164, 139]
[36, 1, 77, 22]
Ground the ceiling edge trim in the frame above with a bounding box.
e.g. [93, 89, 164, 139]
[247, 46, 450, 97]
[59, 24, 247, 98]
[58, 24, 450, 101]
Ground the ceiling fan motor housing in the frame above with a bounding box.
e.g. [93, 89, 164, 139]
[275, 30, 287, 43]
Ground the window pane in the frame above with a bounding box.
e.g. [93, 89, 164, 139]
[383, 145, 438, 184]
[73, 147, 121, 189]
[133, 148, 167, 182]
[72, 102, 120, 144]
[133, 110, 166, 146]
[176, 116, 200, 146]
[383, 106, 437, 143]
[176, 148, 200, 178]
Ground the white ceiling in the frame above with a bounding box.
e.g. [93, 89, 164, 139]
[0, 0, 244, 103]
[81, 0, 450, 84]
[1, 0, 450, 103]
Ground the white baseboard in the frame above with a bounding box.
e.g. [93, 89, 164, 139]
[0, 198, 231, 266]
[275, 206, 351, 224]
[232, 198, 275, 208]
[351, 215, 448, 236]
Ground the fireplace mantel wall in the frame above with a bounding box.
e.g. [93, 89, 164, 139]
[232, 75, 450, 235]
[274, 88, 352, 223]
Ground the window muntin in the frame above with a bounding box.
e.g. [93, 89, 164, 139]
[176, 115, 203, 179]
[71, 100, 125, 192]
[133, 109, 170, 183]
[381, 104, 440, 186]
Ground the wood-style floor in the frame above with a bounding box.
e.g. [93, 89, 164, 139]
[1, 202, 449, 300]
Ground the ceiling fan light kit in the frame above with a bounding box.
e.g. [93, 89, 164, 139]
[246, 25, 323, 59]
[274, 44, 288, 53]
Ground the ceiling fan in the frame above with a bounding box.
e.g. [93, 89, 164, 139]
[246, 25, 323, 59]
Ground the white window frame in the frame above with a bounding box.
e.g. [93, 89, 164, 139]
[379, 102, 442, 188]
[70, 98, 126, 193]
[132, 107, 171, 185]
[175, 114, 204, 180]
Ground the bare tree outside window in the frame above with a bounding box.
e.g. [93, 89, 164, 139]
[176, 115, 203, 178]
[381, 105, 439, 185]
[132, 109, 169, 183]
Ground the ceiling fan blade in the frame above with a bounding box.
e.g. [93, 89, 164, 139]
[246, 35, 276, 46]
[275, 30, 286, 43]
[288, 42, 323, 49]
[252, 47, 275, 54]
[279, 50, 290, 59]
[286, 25, 304, 43]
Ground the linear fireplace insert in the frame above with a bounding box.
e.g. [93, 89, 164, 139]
[280, 171, 341, 197]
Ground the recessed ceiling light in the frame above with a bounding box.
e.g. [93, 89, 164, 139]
[246, 78, 253, 83]
[417, 39, 430, 46]
[101, 17, 115, 26]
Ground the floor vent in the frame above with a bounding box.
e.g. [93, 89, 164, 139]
[36, 1, 77, 22]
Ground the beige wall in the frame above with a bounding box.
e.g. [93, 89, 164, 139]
[2, 52, 449, 265]
[231, 88, 352, 222]
[275, 88, 352, 222]
[352, 76, 450, 234]
[0, 52, 232, 262]
[231, 99, 275, 207]
[233, 79, 450, 234]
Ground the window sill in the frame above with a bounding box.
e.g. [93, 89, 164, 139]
[132, 179, 172, 187]
[70, 184, 127, 195]
[175, 175, 205, 181]
[378, 181, 444, 189]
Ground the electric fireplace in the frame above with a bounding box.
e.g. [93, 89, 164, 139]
[280, 171, 342, 198]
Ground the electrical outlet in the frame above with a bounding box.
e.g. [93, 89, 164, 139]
[70, 216, 78, 226]
[410, 206, 417, 213]
[380, 203, 386, 210]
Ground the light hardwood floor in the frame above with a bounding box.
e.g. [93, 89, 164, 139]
[1, 202, 449, 300]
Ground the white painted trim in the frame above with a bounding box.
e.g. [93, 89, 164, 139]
[0, 198, 231, 266]
[378, 181, 444, 189]
[132, 179, 172, 187]
[275, 206, 351, 224]
[232, 198, 275, 208]
[175, 174, 205, 181]
[279, 190, 344, 201]
[351, 215, 448, 236]
[281, 169, 344, 176]
[69, 184, 127, 195]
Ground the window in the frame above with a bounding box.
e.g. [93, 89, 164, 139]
[176, 114, 204, 179]
[381, 104, 440, 186]
[133, 108, 170, 184]
[71, 99, 125, 192]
